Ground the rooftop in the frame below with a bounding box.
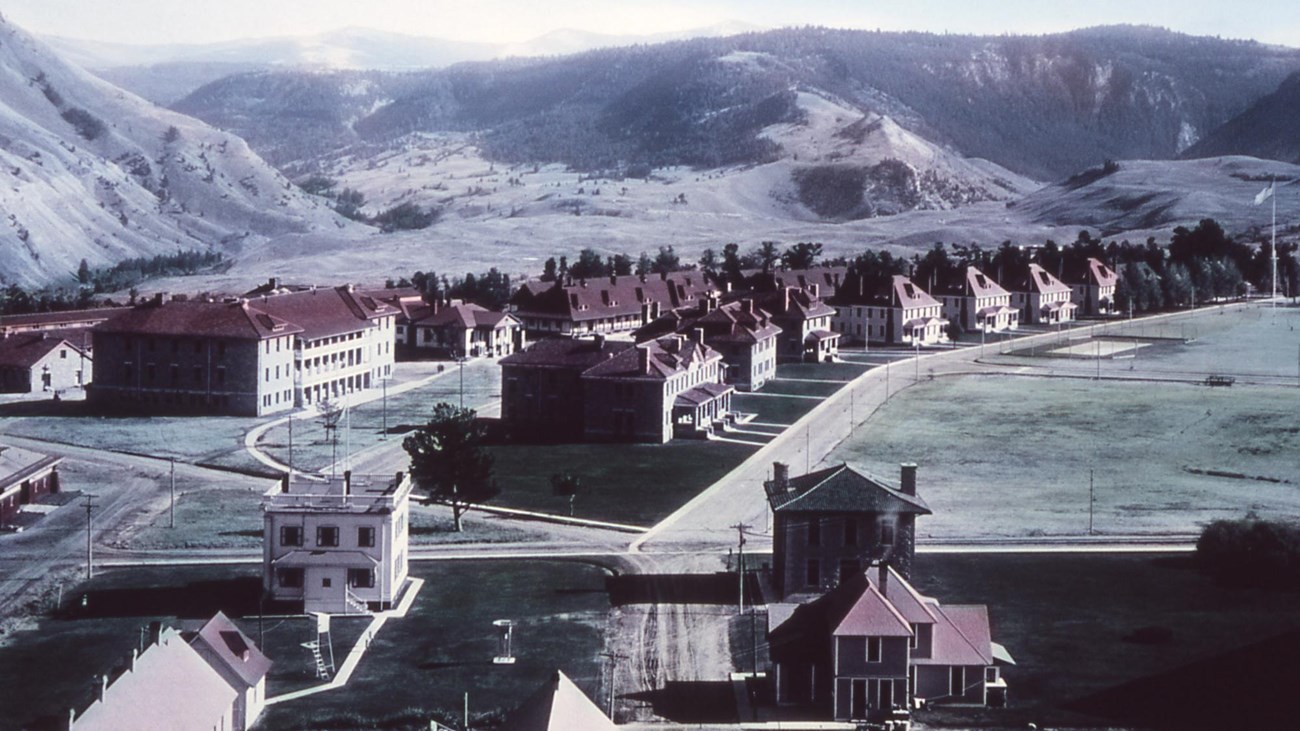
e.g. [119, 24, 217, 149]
[0, 331, 86, 369]
[765, 463, 931, 515]
[264, 472, 412, 514]
[0, 444, 61, 491]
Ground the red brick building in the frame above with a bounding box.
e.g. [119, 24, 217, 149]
[0, 444, 62, 527]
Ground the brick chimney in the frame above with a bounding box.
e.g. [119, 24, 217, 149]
[900, 463, 917, 496]
[809, 283, 820, 299]
[741, 299, 754, 314]
[878, 563, 889, 597]
[638, 346, 650, 374]
[689, 327, 705, 346]
[782, 286, 791, 312]
[773, 461, 790, 491]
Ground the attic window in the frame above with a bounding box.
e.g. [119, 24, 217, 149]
[903, 283, 916, 297]
[1038, 272, 1051, 285]
[361, 296, 377, 310]
[975, 274, 987, 287]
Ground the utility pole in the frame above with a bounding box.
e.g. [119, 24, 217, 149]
[169, 457, 176, 529]
[1088, 468, 1095, 536]
[601, 652, 626, 720]
[458, 357, 466, 409]
[82, 495, 97, 579]
[381, 376, 388, 439]
[731, 523, 751, 615]
[914, 342, 920, 382]
[805, 427, 810, 473]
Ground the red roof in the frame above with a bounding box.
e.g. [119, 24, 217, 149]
[512, 273, 714, 323]
[0, 332, 85, 369]
[500, 338, 634, 369]
[583, 335, 721, 380]
[252, 286, 396, 340]
[0, 307, 125, 332]
[917, 604, 994, 667]
[94, 300, 302, 340]
[1008, 263, 1072, 296]
[184, 611, 272, 690]
[833, 583, 913, 637]
[415, 303, 518, 330]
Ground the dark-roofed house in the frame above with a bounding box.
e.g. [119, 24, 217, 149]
[768, 564, 1012, 722]
[500, 333, 733, 443]
[0, 444, 61, 527]
[634, 293, 780, 391]
[408, 301, 524, 358]
[933, 266, 1019, 334]
[89, 286, 396, 416]
[263, 471, 412, 614]
[69, 626, 241, 731]
[509, 273, 715, 337]
[0, 306, 124, 337]
[1008, 263, 1077, 325]
[0, 331, 90, 393]
[832, 274, 950, 346]
[759, 267, 850, 300]
[181, 612, 272, 731]
[1063, 257, 1119, 316]
[755, 285, 841, 362]
[765, 462, 930, 600]
[500, 669, 617, 731]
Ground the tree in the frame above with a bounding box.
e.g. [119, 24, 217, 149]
[721, 243, 744, 287]
[569, 248, 608, 279]
[781, 242, 823, 270]
[298, 174, 337, 197]
[76, 258, 91, 285]
[317, 397, 344, 474]
[697, 248, 720, 281]
[335, 188, 367, 221]
[652, 245, 681, 274]
[373, 202, 439, 232]
[757, 241, 780, 273]
[540, 257, 558, 282]
[162, 125, 181, 144]
[635, 252, 652, 276]
[402, 403, 497, 532]
[611, 253, 634, 276]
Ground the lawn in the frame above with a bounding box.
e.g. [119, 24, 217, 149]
[761, 378, 846, 398]
[774, 362, 871, 381]
[487, 440, 757, 525]
[732, 393, 820, 426]
[831, 375, 1300, 539]
[0, 560, 612, 731]
[910, 552, 1300, 729]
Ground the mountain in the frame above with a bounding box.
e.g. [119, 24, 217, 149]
[0, 14, 351, 287]
[1181, 72, 1300, 165]
[170, 26, 1300, 181]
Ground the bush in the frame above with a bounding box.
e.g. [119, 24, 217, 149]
[372, 202, 440, 232]
[1196, 518, 1300, 589]
[61, 107, 106, 141]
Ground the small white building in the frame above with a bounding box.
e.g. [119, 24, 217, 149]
[934, 266, 1020, 334]
[832, 275, 949, 346]
[1064, 257, 1119, 316]
[262, 471, 412, 614]
[1008, 264, 1078, 325]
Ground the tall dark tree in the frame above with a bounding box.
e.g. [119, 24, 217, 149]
[757, 241, 780, 273]
[781, 242, 823, 270]
[540, 257, 558, 282]
[611, 253, 634, 276]
[569, 248, 608, 279]
[76, 258, 91, 285]
[652, 246, 681, 274]
[721, 243, 744, 287]
[402, 403, 497, 532]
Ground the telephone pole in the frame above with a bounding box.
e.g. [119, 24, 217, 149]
[169, 457, 176, 529]
[731, 523, 751, 615]
[82, 495, 98, 579]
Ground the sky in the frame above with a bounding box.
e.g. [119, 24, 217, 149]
[4, 0, 1298, 48]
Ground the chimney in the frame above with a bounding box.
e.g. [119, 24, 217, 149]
[280, 474, 290, 493]
[68, 708, 76, 730]
[147, 621, 162, 646]
[782, 286, 791, 312]
[395, 471, 405, 486]
[97, 674, 108, 702]
[639, 272, 647, 283]
[773, 462, 790, 492]
[690, 327, 705, 346]
[343, 470, 352, 496]
[593, 333, 606, 349]
[637, 346, 650, 374]
[900, 463, 917, 496]
[660, 271, 668, 281]
[152, 292, 167, 306]
[878, 563, 889, 597]
[809, 283, 820, 299]
[128, 648, 138, 672]
[268, 277, 279, 290]
[741, 299, 753, 314]
[610, 275, 618, 286]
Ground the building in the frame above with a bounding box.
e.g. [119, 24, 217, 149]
[1007, 263, 1077, 325]
[757, 285, 841, 362]
[68, 620, 270, 731]
[0, 444, 61, 527]
[1063, 257, 1119, 316]
[756, 267, 850, 300]
[831, 274, 949, 346]
[180, 612, 273, 731]
[0, 307, 123, 337]
[933, 266, 1019, 334]
[767, 565, 1013, 722]
[765, 462, 931, 600]
[262, 471, 412, 614]
[500, 333, 734, 443]
[501, 670, 617, 731]
[89, 286, 396, 416]
[509, 273, 715, 337]
[408, 302, 524, 358]
[634, 294, 781, 391]
[0, 331, 90, 393]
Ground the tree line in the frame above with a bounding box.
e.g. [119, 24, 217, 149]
[1, 250, 227, 316]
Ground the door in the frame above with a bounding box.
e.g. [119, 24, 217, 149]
[851, 678, 868, 720]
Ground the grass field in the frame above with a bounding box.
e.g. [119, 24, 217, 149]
[488, 440, 757, 525]
[831, 375, 1300, 538]
[732, 393, 820, 426]
[911, 552, 1300, 729]
[0, 560, 612, 731]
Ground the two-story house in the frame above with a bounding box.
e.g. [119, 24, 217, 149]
[768, 565, 1013, 722]
[765, 462, 931, 600]
[831, 275, 949, 346]
[756, 285, 840, 362]
[0, 331, 91, 393]
[1008, 263, 1077, 325]
[262, 471, 412, 614]
[1063, 257, 1119, 316]
[634, 294, 780, 391]
[500, 333, 733, 443]
[932, 266, 1019, 334]
[408, 302, 524, 359]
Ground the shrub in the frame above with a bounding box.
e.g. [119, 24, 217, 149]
[61, 107, 106, 141]
[1196, 518, 1300, 589]
[372, 202, 440, 232]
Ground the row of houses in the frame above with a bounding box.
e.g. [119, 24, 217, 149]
[763, 461, 1013, 723]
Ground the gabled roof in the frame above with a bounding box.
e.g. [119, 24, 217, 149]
[634, 298, 782, 346]
[1007, 263, 1072, 296]
[1062, 257, 1119, 288]
[830, 274, 939, 310]
[511, 273, 714, 323]
[866, 565, 937, 626]
[253, 285, 397, 340]
[745, 267, 849, 299]
[71, 628, 237, 731]
[0, 444, 61, 492]
[0, 332, 84, 369]
[414, 303, 518, 330]
[766, 463, 930, 515]
[94, 300, 302, 340]
[500, 338, 634, 370]
[184, 611, 272, 690]
[500, 670, 616, 731]
[759, 286, 837, 321]
[583, 335, 721, 380]
[918, 604, 994, 667]
[674, 382, 734, 407]
[933, 266, 1010, 299]
[833, 583, 913, 637]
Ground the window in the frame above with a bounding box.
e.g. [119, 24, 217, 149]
[950, 666, 965, 696]
[280, 526, 303, 547]
[807, 518, 821, 546]
[347, 568, 374, 588]
[805, 559, 819, 587]
[322, 577, 332, 588]
[316, 526, 339, 547]
[878, 519, 896, 546]
[985, 667, 998, 683]
[867, 637, 882, 663]
[277, 568, 303, 588]
[909, 623, 919, 649]
[60, 349, 67, 359]
[357, 526, 375, 547]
